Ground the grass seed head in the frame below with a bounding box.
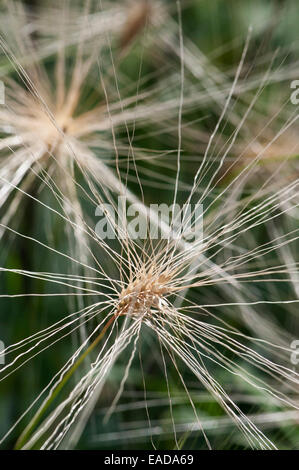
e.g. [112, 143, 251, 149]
[118, 267, 173, 317]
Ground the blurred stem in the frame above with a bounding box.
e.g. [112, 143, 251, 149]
[15, 313, 118, 450]
[220, 153, 299, 186]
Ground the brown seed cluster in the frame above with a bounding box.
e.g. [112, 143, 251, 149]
[117, 271, 172, 317]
